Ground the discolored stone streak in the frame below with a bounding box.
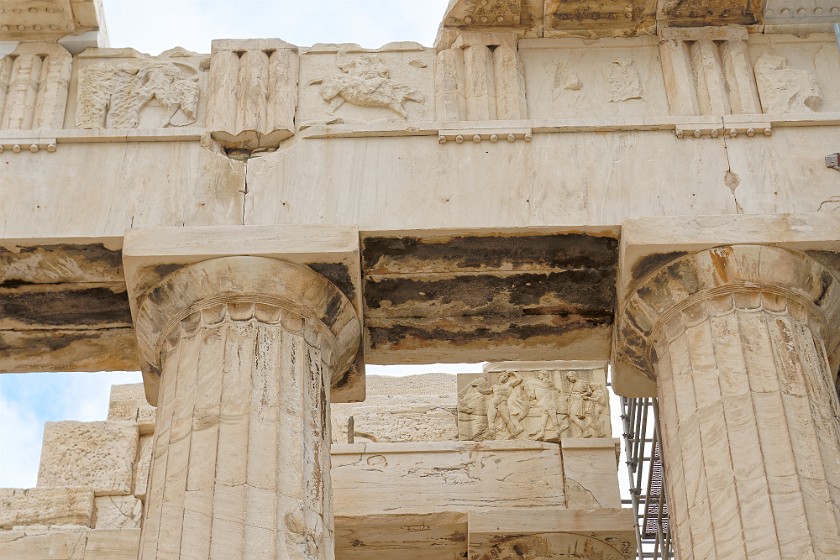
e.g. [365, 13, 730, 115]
[0, 243, 123, 286]
[309, 262, 356, 301]
[0, 285, 132, 327]
[367, 315, 612, 349]
[361, 234, 618, 274]
[630, 251, 688, 283]
[364, 271, 614, 313]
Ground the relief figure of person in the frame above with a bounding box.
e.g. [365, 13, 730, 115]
[584, 382, 607, 438]
[525, 370, 561, 440]
[566, 371, 592, 438]
[482, 371, 525, 438]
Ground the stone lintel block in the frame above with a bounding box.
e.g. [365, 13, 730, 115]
[122, 224, 365, 404]
[37, 421, 139, 496]
[561, 438, 622, 510]
[0, 487, 95, 529]
[92, 496, 142, 529]
[331, 440, 564, 516]
[335, 512, 468, 560]
[0, 529, 88, 560]
[614, 212, 840, 397]
[469, 508, 635, 559]
[84, 528, 141, 560]
[658, 24, 748, 42]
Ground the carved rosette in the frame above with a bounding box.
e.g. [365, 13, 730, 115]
[134, 257, 360, 560]
[617, 245, 840, 559]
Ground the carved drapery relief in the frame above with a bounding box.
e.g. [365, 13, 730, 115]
[206, 39, 298, 150]
[754, 53, 822, 113]
[76, 59, 200, 129]
[310, 50, 424, 119]
[436, 32, 527, 121]
[458, 366, 610, 443]
[0, 43, 71, 130]
[473, 533, 628, 560]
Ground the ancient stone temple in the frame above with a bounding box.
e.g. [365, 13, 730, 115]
[1, 0, 840, 559]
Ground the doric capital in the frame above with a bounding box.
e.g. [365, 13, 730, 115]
[123, 225, 365, 405]
[616, 244, 840, 384]
[135, 256, 360, 378]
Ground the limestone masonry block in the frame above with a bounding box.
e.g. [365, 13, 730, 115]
[562, 438, 623, 510]
[108, 383, 156, 435]
[93, 496, 142, 529]
[0, 529, 88, 560]
[132, 435, 153, 501]
[84, 528, 141, 560]
[0, 487, 95, 529]
[331, 373, 457, 443]
[37, 421, 139, 496]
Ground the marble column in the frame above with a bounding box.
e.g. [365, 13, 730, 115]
[132, 256, 360, 560]
[619, 245, 840, 560]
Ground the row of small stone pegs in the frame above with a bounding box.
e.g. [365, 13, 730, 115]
[0, 143, 57, 153]
[438, 132, 533, 144]
[675, 127, 772, 139]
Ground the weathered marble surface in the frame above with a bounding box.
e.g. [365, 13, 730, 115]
[37, 421, 138, 496]
[331, 373, 458, 443]
[0, 488, 95, 529]
[332, 440, 565, 515]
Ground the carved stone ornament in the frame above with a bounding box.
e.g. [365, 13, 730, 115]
[659, 0, 763, 26]
[473, 533, 628, 560]
[754, 53, 822, 114]
[76, 60, 200, 129]
[458, 366, 610, 443]
[444, 0, 522, 26]
[310, 50, 424, 119]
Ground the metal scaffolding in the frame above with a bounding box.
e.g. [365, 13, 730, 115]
[620, 397, 674, 560]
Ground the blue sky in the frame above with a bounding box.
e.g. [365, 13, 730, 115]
[0, 0, 454, 488]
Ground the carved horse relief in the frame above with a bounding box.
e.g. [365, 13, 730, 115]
[310, 50, 424, 118]
[76, 61, 200, 129]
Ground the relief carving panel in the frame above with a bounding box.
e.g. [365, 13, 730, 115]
[458, 362, 610, 443]
[754, 53, 822, 113]
[299, 43, 434, 126]
[74, 49, 206, 129]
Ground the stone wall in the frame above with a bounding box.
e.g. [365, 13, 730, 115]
[0, 373, 629, 559]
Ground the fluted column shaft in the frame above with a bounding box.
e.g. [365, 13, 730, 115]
[133, 257, 360, 560]
[619, 245, 840, 560]
[655, 292, 840, 560]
